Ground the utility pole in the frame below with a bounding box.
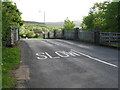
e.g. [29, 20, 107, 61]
[39, 10, 46, 38]
[39, 10, 45, 26]
[44, 11, 45, 28]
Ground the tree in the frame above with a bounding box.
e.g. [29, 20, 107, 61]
[2, 1, 24, 46]
[80, 14, 94, 30]
[104, 2, 119, 32]
[80, 1, 110, 31]
[64, 18, 75, 30]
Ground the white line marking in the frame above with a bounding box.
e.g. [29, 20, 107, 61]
[71, 49, 118, 68]
[45, 52, 60, 59]
[55, 51, 70, 57]
[45, 52, 53, 58]
[36, 53, 48, 59]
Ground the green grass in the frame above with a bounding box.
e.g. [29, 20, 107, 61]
[30, 37, 43, 39]
[109, 44, 120, 47]
[2, 47, 20, 88]
[20, 37, 43, 39]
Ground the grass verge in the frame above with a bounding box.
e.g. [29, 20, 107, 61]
[30, 37, 43, 39]
[110, 44, 120, 47]
[2, 47, 20, 88]
[20, 37, 43, 39]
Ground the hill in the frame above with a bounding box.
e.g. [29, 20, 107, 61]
[25, 21, 45, 25]
[25, 20, 81, 27]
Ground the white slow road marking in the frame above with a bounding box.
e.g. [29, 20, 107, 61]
[42, 40, 117, 68]
[71, 49, 118, 68]
[45, 52, 60, 58]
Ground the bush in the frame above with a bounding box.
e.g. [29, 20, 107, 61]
[34, 33, 39, 38]
[26, 31, 35, 38]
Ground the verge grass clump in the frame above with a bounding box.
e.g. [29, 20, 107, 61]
[2, 47, 20, 88]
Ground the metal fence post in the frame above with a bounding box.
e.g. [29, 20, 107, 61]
[74, 28, 79, 40]
[48, 32, 50, 39]
[109, 32, 111, 44]
[54, 30, 56, 38]
[43, 33, 45, 39]
[62, 29, 65, 39]
[94, 30, 100, 44]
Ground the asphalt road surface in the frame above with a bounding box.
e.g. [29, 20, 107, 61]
[20, 39, 118, 88]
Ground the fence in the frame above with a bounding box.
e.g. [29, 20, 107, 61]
[64, 30, 75, 39]
[44, 29, 120, 46]
[55, 31, 62, 39]
[49, 31, 54, 38]
[78, 30, 95, 43]
[11, 27, 19, 45]
[100, 32, 120, 45]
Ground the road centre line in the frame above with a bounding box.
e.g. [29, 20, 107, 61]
[71, 49, 118, 68]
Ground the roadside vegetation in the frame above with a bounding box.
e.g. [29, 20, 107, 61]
[62, 1, 119, 48]
[2, 2, 24, 47]
[2, 1, 24, 88]
[62, 1, 119, 33]
[64, 17, 75, 31]
[2, 47, 20, 88]
[80, 1, 119, 47]
[80, 1, 119, 32]
[0, 1, 2, 89]
[19, 23, 63, 39]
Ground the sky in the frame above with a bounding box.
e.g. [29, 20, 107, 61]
[12, 0, 111, 22]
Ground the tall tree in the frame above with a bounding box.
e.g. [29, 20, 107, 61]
[104, 2, 119, 32]
[80, 1, 110, 31]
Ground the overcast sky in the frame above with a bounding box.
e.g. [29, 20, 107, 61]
[12, 0, 111, 22]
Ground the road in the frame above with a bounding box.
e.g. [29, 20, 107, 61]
[20, 39, 118, 88]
